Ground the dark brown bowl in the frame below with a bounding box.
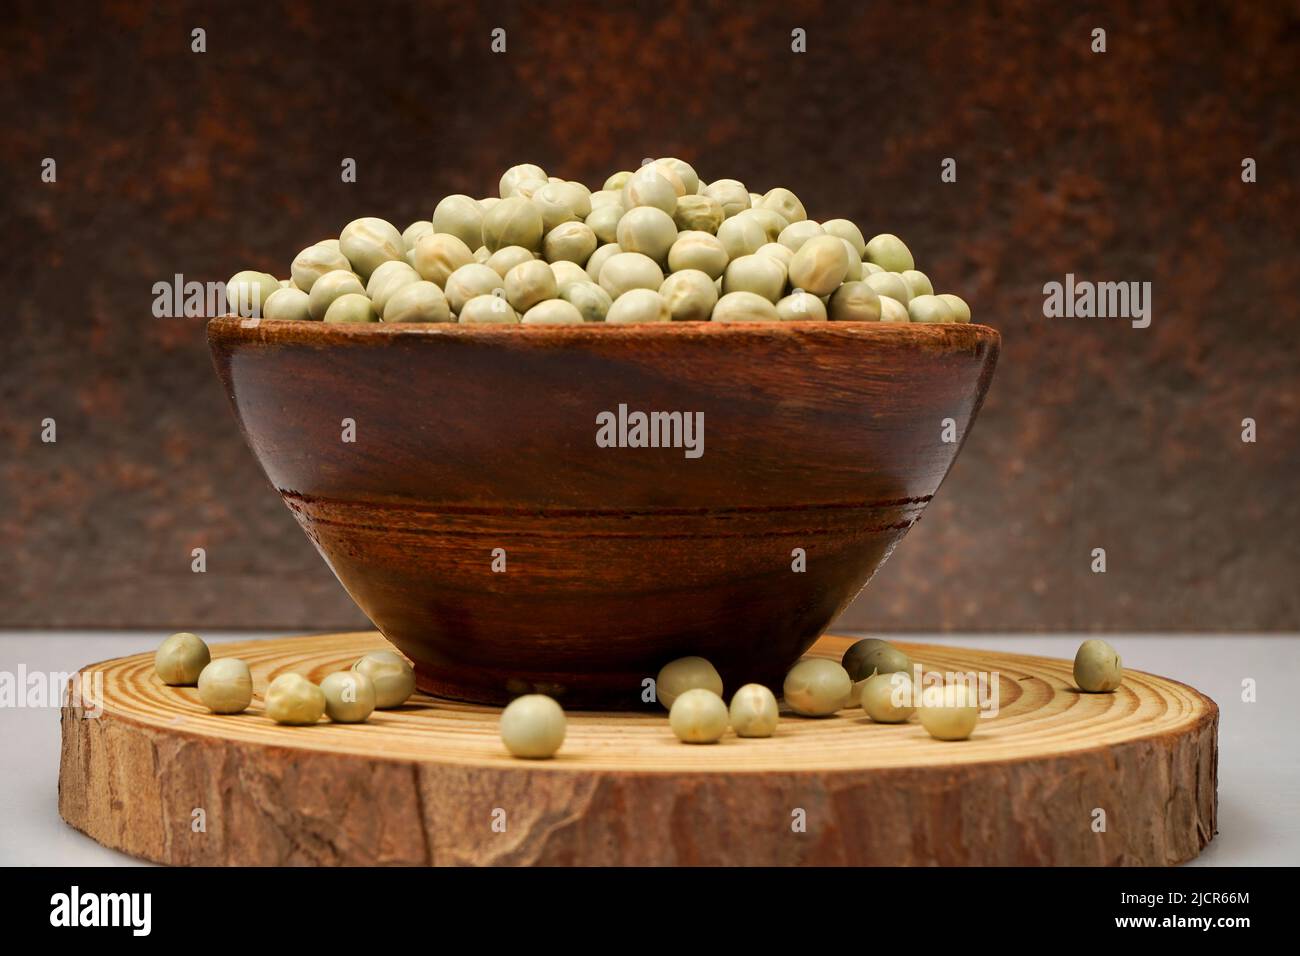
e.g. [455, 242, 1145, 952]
[208, 318, 999, 707]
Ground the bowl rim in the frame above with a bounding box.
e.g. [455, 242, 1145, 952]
[208, 314, 1000, 348]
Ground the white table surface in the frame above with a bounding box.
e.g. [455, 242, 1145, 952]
[2, 630, 1296, 867]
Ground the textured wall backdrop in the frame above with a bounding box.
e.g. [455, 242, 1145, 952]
[1, 0, 1297, 631]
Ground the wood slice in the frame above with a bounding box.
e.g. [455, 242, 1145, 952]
[59, 632, 1217, 866]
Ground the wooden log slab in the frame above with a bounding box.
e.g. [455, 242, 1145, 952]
[59, 632, 1217, 866]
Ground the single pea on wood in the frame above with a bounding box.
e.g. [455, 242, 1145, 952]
[500, 694, 567, 758]
[859, 672, 916, 724]
[353, 650, 416, 708]
[728, 683, 779, 737]
[783, 658, 852, 716]
[320, 670, 376, 723]
[265, 673, 326, 726]
[669, 688, 729, 743]
[197, 657, 253, 714]
[155, 632, 210, 686]
[655, 656, 723, 709]
[918, 683, 980, 740]
[1073, 639, 1123, 692]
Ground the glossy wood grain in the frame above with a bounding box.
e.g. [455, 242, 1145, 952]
[208, 319, 1000, 706]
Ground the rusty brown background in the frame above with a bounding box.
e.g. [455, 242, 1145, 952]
[1, 0, 1297, 631]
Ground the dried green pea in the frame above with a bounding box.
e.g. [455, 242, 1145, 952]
[776, 290, 828, 321]
[712, 290, 780, 322]
[622, 166, 678, 214]
[586, 243, 623, 283]
[291, 244, 352, 294]
[482, 197, 544, 253]
[729, 683, 779, 737]
[900, 269, 934, 298]
[339, 217, 405, 281]
[366, 260, 421, 315]
[603, 170, 634, 191]
[307, 270, 365, 320]
[226, 271, 281, 318]
[598, 251, 664, 298]
[155, 632, 210, 686]
[937, 293, 972, 323]
[606, 288, 670, 324]
[197, 657, 253, 714]
[722, 253, 787, 302]
[265, 673, 326, 725]
[860, 672, 916, 723]
[863, 271, 913, 305]
[864, 233, 915, 273]
[444, 263, 505, 314]
[589, 189, 624, 209]
[842, 638, 913, 681]
[499, 163, 548, 199]
[412, 233, 475, 287]
[716, 213, 769, 260]
[500, 694, 567, 758]
[459, 292, 519, 324]
[669, 688, 729, 743]
[789, 235, 850, 296]
[822, 219, 867, 258]
[559, 281, 612, 322]
[777, 220, 825, 253]
[742, 207, 790, 243]
[672, 194, 724, 234]
[907, 294, 954, 324]
[760, 187, 807, 223]
[755, 242, 794, 268]
[1073, 639, 1123, 692]
[323, 292, 378, 324]
[585, 203, 625, 245]
[828, 281, 882, 321]
[783, 658, 852, 716]
[918, 683, 980, 740]
[543, 221, 598, 265]
[878, 295, 910, 323]
[522, 299, 584, 325]
[383, 280, 452, 323]
[655, 656, 723, 709]
[485, 245, 535, 279]
[654, 157, 700, 195]
[262, 287, 312, 322]
[430, 196, 483, 252]
[402, 220, 435, 253]
[353, 650, 416, 708]
[667, 232, 729, 280]
[660, 269, 718, 322]
[549, 260, 590, 293]
[533, 181, 586, 231]
[320, 670, 376, 723]
[702, 178, 751, 218]
[615, 206, 678, 265]
[504, 259, 558, 312]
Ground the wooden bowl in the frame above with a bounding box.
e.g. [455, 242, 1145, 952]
[208, 318, 1000, 707]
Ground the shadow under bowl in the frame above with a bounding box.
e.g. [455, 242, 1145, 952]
[208, 318, 999, 708]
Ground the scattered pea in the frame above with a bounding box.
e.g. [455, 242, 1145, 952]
[669, 688, 729, 743]
[728, 684, 779, 737]
[197, 657, 253, 714]
[500, 694, 567, 758]
[320, 670, 376, 723]
[918, 683, 980, 740]
[656, 656, 723, 709]
[265, 673, 326, 725]
[783, 658, 852, 716]
[1073, 639, 1123, 692]
[842, 637, 913, 682]
[353, 650, 416, 708]
[155, 632, 210, 686]
[860, 672, 916, 723]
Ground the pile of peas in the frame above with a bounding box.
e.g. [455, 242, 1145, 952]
[226, 159, 973, 327]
